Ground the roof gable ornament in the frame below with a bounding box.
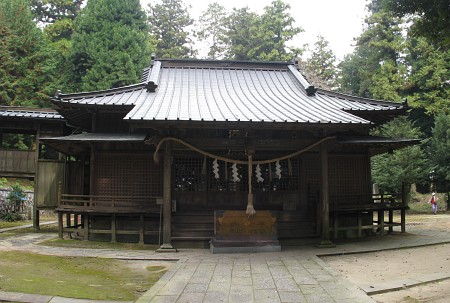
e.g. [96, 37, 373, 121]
[289, 60, 317, 96]
[146, 56, 162, 92]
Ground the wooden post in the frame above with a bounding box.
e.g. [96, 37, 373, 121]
[157, 141, 177, 252]
[83, 214, 89, 241]
[139, 214, 144, 244]
[378, 210, 384, 235]
[401, 208, 406, 233]
[318, 142, 335, 247]
[357, 213, 362, 237]
[388, 210, 394, 233]
[58, 212, 63, 239]
[57, 181, 62, 207]
[111, 214, 116, 242]
[33, 125, 41, 231]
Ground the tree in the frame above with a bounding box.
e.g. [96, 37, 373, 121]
[403, 36, 450, 115]
[70, 0, 153, 91]
[147, 0, 194, 59]
[303, 35, 337, 90]
[381, 0, 450, 49]
[428, 114, 450, 187]
[30, 0, 84, 25]
[224, 0, 303, 61]
[30, 0, 85, 93]
[224, 6, 259, 60]
[196, 2, 228, 59]
[0, 0, 57, 107]
[338, 2, 405, 101]
[371, 116, 428, 192]
[254, 0, 303, 61]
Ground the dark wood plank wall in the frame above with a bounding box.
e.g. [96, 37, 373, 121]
[0, 149, 36, 177]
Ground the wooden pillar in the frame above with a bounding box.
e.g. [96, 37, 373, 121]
[157, 141, 177, 252]
[378, 210, 385, 235]
[401, 182, 408, 233]
[139, 214, 144, 244]
[89, 144, 96, 196]
[401, 208, 406, 233]
[58, 212, 63, 239]
[83, 214, 89, 240]
[111, 214, 116, 242]
[318, 142, 335, 247]
[33, 124, 41, 231]
[388, 210, 394, 233]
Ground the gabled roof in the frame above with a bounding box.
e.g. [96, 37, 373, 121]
[0, 106, 62, 120]
[52, 59, 407, 128]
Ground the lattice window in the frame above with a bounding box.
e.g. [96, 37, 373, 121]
[208, 161, 248, 192]
[173, 157, 206, 191]
[94, 153, 162, 197]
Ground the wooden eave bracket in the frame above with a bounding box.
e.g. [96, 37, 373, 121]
[146, 60, 162, 92]
[288, 65, 317, 96]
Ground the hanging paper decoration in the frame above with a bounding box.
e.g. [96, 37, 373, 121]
[213, 158, 219, 179]
[275, 160, 282, 179]
[232, 163, 240, 182]
[255, 164, 264, 182]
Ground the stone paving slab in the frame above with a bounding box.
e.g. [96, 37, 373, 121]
[1, 218, 450, 303]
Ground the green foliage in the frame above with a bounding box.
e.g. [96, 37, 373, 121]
[1, 184, 26, 222]
[30, 1, 84, 93]
[428, 114, 450, 183]
[147, 0, 194, 59]
[381, 0, 450, 50]
[196, 2, 228, 59]
[337, 4, 405, 100]
[371, 117, 428, 192]
[70, 0, 153, 91]
[224, 0, 303, 61]
[303, 35, 337, 90]
[404, 37, 450, 114]
[0, 0, 58, 107]
[253, 0, 303, 61]
[30, 0, 84, 25]
[0, 133, 36, 150]
[223, 7, 259, 60]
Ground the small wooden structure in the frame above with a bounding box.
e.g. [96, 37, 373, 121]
[41, 59, 419, 249]
[0, 107, 66, 228]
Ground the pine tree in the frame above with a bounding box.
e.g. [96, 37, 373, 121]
[147, 0, 194, 59]
[196, 2, 228, 60]
[224, 0, 302, 61]
[0, 0, 57, 107]
[224, 7, 259, 60]
[338, 2, 405, 101]
[404, 36, 450, 115]
[371, 117, 428, 192]
[303, 35, 337, 90]
[70, 0, 153, 91]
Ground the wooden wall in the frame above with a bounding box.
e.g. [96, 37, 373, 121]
[35, 159, 65, 208]
[0, 149, 36, 178]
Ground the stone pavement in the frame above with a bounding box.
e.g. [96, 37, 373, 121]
[1, 215, 450, 303]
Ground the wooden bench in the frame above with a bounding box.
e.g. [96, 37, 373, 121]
[330, 203, 408, 239]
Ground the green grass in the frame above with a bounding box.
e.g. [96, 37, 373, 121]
[0, 251, 168, 301]
[0, 220, 32, 229]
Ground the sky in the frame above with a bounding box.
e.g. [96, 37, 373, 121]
[141, 0, 368, 61]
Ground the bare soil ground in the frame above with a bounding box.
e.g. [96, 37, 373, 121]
[323, 213, 450, 303]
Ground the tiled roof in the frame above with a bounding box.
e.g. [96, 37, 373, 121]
[52, 59, 407, 125]
[0, 106, 63, 120]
